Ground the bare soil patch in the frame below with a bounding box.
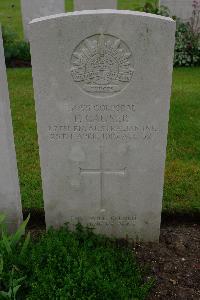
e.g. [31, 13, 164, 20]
[135, 224, 200, 300]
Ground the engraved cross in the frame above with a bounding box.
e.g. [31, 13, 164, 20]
[80, 146, 126, 210]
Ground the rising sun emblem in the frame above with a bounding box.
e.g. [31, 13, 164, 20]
[70, 34, 134, 97]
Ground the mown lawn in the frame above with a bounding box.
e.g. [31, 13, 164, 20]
[0, 0, 152, 39]
[164, 68, 200, 213]
[0, 0, 23, 38]
[8, 68, 43, 208]
[7, 67, 200, 213]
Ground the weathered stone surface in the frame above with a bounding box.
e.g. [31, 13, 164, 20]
[160, 0, 194, 21]
[0, 26, 22, 232]
[30, 10, 175, 241]
[74, 0, 117, 10]
[21, 0, 65, 40]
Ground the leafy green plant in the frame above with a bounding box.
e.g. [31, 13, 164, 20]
[2, 27, 31, 67]
[0, 214, 30, 256]
[174, 1, 200, 66]
[0, 217, 153, 299]
[0, 214, 30, 300]
[0, 268, 25, 300]
[137, 0, 170, 16]
[139, 0, 200, 67]
[18, 224, 154, 299]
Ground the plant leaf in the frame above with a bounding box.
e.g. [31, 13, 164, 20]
[10, 214, 30, 247]
[20, 232, 30, 256]
[0, 290, 9, 298]
[14, 276, 26, 285]
[12, 284, 21, 296]
[2, 230, 12, 254]
[0, 255, 3, 275]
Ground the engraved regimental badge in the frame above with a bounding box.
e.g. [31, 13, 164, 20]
[70, 34, 134, 97]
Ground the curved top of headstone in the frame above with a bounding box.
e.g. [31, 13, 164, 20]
[30, 9, 174, 24]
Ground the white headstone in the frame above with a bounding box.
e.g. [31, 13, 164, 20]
[160, 0, 194, 21]
[21, 0, 65, 40]
[29, 10, 175, 241]
[74, 0, 117, 10]
[0, 26, 22, 232]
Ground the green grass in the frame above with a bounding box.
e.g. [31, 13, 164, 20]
[163, 68, 200, 213]
[0, 0, 152, 39]
[1, 222, 153, 299]
[7, 67, 200, 212]
[0, 0, 23, 38]
[118, 0, 150, 10]
[8, 69, 42, 208]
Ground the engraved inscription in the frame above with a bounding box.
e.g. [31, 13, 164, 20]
[49, 125, 159, 142]
[48, 103, 161, 143]
[70, 215, 137, 227]
[71, 34, 134, 97]
[48, 103, 162, 143]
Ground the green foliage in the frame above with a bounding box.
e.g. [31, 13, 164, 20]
[0, 214, 30, 255]
[0, 215, 30, 300]
[139, 0, 200, 67]
[2, 27, 30, 66]
[174, 1, 200, 67]
[118, 0, 154, 10]
[0, 269, 26, 300]
[19, 224, 153, 299]
[0, 220, 153, 299]
[137, 0, 170, 16]
[174, 21, 200, 66]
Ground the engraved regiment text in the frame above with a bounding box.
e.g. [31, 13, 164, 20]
[48, 103, 160, 143]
